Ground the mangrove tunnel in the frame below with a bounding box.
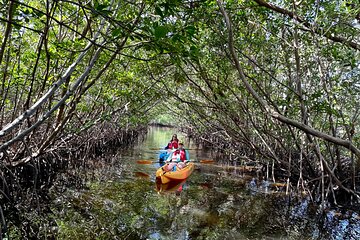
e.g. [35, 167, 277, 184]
[0, 0, 360, 239]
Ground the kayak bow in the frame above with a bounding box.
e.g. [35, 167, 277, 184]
[156, 163, 195, 184]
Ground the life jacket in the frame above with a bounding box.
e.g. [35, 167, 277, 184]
[174, 149, 186, 161]
[166, 140, 178, 149]
[171, 140, 179, 149]
[166, 142, 173, 149]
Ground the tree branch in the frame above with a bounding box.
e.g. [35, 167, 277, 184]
[216, 0, 360, 161]
[252, 0, 360, 51]
[0, 18, 107, 141]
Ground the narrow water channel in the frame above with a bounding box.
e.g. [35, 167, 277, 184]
[48, 126, 360, 239]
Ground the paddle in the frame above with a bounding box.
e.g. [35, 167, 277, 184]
[136, 159, 215, 164]
[148, 148, 201, 151]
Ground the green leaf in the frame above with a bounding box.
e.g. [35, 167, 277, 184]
[155, 6, 163, 17]
[185, 25, 196, 36]
[154, 26, 168, 39]
[189, 45, 199, 60]
[112, 28, 122, 38]
[95, 4, 109, 11]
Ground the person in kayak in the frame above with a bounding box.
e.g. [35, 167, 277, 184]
[164, 142, 189, 171]
[175, 142, 190, 161]
[159, 148, 172, 162]
[164, 134, 179, 149]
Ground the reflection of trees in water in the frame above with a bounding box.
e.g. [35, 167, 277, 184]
[4, 126, 360, 239]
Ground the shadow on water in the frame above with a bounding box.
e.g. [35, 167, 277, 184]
[46, 126, 360, 239]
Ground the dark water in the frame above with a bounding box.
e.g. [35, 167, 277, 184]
[45, 126, 360, 239]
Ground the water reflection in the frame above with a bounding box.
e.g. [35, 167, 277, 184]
[49, 126, 360, 240]
[156, 179, 187, 194]
[134, 171, 150, 179]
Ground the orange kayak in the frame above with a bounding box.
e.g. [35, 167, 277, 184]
[156, 163, 195, 184]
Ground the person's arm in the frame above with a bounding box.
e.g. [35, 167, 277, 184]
[166, 152, 173, 162]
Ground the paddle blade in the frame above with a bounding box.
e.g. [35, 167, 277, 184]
[199, 159, 215, 164]
[136, 160, 153, 164]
